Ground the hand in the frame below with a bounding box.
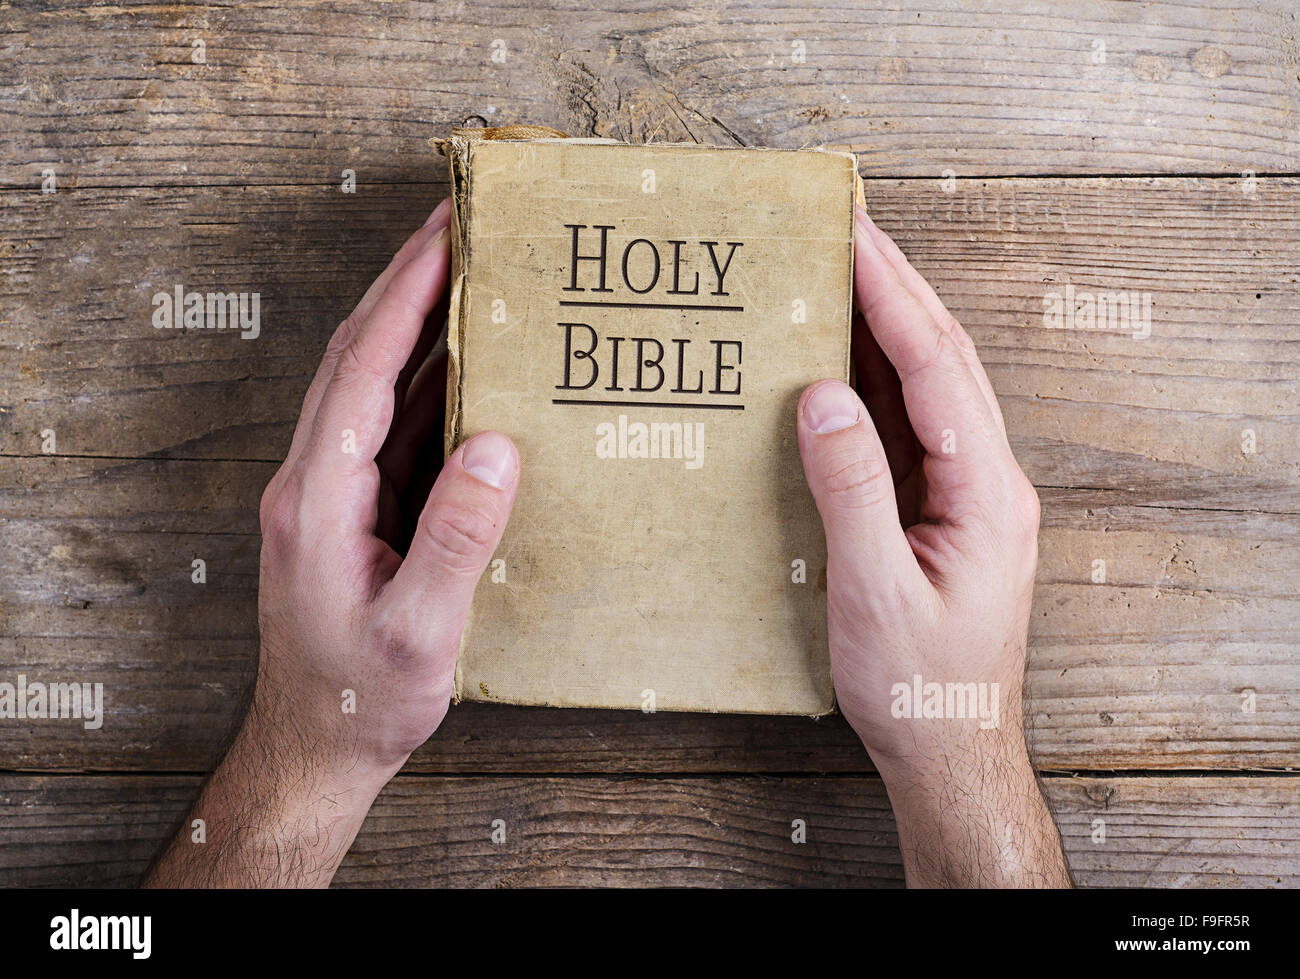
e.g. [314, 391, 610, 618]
[146, 199, 520, 887]
[796, 207, 1070, 887]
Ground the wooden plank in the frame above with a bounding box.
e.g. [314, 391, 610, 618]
[3, 1, 1298, 186]
[1049, 776, 1300, 888]
[1, 774, 1295, 887]
[0, 184, 431, 462]
[1, 457, 1295, 772]
[4, 178, 1298, 509]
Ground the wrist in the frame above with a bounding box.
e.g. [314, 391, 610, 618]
[233, 687, 404, 827]
[867, 728, 1069, 887]
[146, 704, 402, 888]
[869, 724, 1033, 794]
[187, 712, 399, 887]
[868, 722, 1039, 840]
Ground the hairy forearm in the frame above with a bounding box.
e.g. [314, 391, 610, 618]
[877, 734, 1072, 888]
[143, 691, 398, 888]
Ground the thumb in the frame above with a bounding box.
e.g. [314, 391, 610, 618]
[796, 380, 922, 604]
[384, 430, 519, 639]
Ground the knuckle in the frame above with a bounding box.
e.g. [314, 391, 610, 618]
[830, 573, 912, 629]
[258, 477, 280, 530]
[365, 614, 423, 671]
[259, 468, 304, 549]
[336, 338, 367, 377]
[326, 317, 359, 357]
[896, 324, 949, 380]
[822, 454, 894, 510]
[335, 335, 393, 388]
[420, 502, 498, 571]
[945, 317, 977, 356]
[1010, 476, 1042, 534]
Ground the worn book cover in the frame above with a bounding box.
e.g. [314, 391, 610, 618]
[435, 127, 859, 715]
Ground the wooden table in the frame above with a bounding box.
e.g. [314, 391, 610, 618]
[2, 1, 1297, 887]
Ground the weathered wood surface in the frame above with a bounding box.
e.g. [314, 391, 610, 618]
[3, 0, 1299, 887]
[3, 1, 1298, 186]
[4, 178, 1297, 510]
[2, 457, 1297, 772]
[1, 774, 1296, 888]
[3, 173, 1299, 773]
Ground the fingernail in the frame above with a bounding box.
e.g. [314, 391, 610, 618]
[461, 431, 517, 489]
[420, 226, 448, 255]
[424, 198, 453, 228]
[804, 381, 860, 434]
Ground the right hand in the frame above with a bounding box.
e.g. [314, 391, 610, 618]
[795, 208, 1068, 886]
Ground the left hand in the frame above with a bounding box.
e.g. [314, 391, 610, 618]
[145, 199, 520, 887]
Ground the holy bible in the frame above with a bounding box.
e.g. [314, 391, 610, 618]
[435, 127, 860, 715]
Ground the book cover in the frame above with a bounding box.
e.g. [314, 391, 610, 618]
[436, 128, 858, 715]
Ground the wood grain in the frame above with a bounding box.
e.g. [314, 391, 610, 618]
[1, 774, 1295, 888]
[3, 1, 1298, 186]
[1, 458, 1295, 772]
[4, 178, 1297, 509]
[4, 0, 1299, 888]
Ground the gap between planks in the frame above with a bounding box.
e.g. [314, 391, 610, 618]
[3, 454, 1291, 517]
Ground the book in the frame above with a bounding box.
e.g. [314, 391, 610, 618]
[434, 127, 860, 715]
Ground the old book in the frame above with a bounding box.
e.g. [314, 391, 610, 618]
[435, 127, 860, 715]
